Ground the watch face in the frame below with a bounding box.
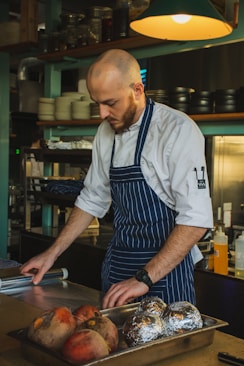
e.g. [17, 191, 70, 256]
[135, 269, 152, 288]
[136, 269, 146, 281]
[141, 273, 148, 282]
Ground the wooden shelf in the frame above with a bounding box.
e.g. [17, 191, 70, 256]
[0, 41, 38, 54]
[190, 112, 244, 135]
[36, 36, 166, 62]
[36, 113, 244, 136]
[37, 119, 102, 127]
[0, 35, 168, 64]
[190, 112, 244, 121]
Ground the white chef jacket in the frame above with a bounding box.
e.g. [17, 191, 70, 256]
[75, 102, 213, 262]
[76, 101, 213, 223]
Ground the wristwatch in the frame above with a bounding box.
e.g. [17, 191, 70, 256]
[135, 269, 153, 289]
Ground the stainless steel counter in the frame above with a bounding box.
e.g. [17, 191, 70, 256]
[0, 278, 101, 311]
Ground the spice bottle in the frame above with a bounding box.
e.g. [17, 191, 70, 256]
[235, 231, 244, 279]
[214, 226, 228, 275]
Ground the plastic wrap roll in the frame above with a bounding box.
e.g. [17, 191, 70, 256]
[0, 268, 68, 290]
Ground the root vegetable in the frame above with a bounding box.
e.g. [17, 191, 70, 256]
[62, 328, 109, 365]
[83, 315, 119, 352]
[27, 306, 76, 351]
[73, 304, 101, 326]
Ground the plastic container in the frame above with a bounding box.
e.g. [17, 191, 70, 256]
[214, 226, 228, 275]
[235, 231, 244, 279]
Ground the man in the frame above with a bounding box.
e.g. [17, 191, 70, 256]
[20, 49, 213, 309]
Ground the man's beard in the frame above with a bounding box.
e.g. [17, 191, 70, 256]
[112, 96, 137, 133]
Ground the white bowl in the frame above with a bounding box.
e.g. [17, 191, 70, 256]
[38, 114, 55, 121]
[39, 97, 55, 104]
[55, 111, 72, 120]
[38, 103, 55, 114]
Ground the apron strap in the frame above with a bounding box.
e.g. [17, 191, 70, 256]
[110, 96, 154, 166]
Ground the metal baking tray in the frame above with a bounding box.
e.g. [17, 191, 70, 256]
[8, 303, 228, 366]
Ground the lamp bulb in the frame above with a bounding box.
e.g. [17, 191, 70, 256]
[171, 14, 192, 24]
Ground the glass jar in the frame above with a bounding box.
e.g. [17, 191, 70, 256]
[60, 12, 85, 50]
[64, 25, 78, 49]
[60, 13, 77, 28]
[88, 18, 102, 44]
[77, 24, 90, 47]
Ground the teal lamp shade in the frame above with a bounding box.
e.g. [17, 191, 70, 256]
[130, 0, 233, 40]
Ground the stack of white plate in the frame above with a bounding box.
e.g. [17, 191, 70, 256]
[55, 93, 82, 120]
[90, 102, 100, 119]
[71, 100, 91, 120]
[38, 97, 55, 120]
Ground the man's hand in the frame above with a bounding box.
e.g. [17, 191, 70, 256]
[20, 250, 55, 285]
[102, 277, 149, 309]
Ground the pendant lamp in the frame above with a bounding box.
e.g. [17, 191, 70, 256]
[130, 0, 233, 41]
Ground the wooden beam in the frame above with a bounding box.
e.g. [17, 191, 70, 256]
[20, 0, 38, 43]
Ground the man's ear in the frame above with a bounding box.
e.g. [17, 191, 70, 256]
[134, 82, 144, 97]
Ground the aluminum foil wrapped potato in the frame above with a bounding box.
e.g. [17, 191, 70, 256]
[136, 296, 167, 316]
[122, 311, 167, 347]
[123, 297, 203, 347]
[163, 301, 203, 336]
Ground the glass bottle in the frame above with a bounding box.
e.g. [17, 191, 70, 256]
[102, 7, 113, 42]
[113, 0, 131, 40]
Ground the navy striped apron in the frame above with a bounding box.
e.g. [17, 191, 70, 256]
[101, 98, 195, 304]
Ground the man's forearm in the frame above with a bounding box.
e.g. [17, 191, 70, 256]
[144, 225, 207, 285]
[48, 206, 95, 261]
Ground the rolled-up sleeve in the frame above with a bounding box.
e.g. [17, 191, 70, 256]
[75, 121, 113, 218]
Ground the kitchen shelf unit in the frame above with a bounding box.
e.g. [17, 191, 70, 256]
[22, 147, 93, 230]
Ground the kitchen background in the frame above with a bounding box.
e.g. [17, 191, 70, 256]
[7, 1, 244, 238]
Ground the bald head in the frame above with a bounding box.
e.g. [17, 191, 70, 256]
[86, 49, 146, 129]
[87, 49, 142, 90]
